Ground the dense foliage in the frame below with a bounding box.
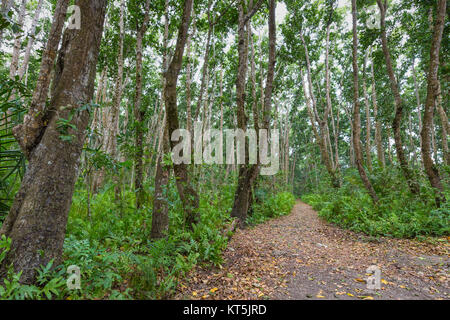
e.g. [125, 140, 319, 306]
[303, 165, 449, 238]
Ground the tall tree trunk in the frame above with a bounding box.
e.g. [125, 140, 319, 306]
[412, 61, 423, 161]
[93, 0, 124, 192]
[185, 14, 196, 133]
[17, 0, 44, 81]
[230, 2, 252, 225]
[421, 0, 446, 206]
[134, 0, 152, 209]
[300, 27, 338, 188]
[363, 52, 373, 172]
[377, 0, 419, 194]
[106, 0, 125, 160]
[1, 0, 107, 284]
[151, 123, 170, 239]
[231, 0, 275, 226]
[9, 0, 27, 80]
[194, 1, 213, 121]
[371, 48, 385, 168]
[149, 0, 170, 179]
[12, 0, 69, 157]
[163, 0, 199, 228]
[351, 0, 378, 203]
[436, 83, 449, 165]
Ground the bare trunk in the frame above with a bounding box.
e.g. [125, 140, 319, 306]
[421, 0, 446, 206]
[163, 0, 199, 228]
[300, 27, 338, 188]
[17, 0, 44, 81]
[377, 0, 419, 194]
[194, 2, 213, 121]
[185, 14, 196, 133]
[12, 0, 69, 157]
[352, 0, 378, 203]
[363, 52, 373, 172]
[436, 83, 449, 165]
[134, 0, 152, 209]
[412, 61, 423, 159]
[9, 0, 27, 80]
[231, 0, 275, 225]
[106, 0, 125, 159]
[230, 2, 252, 225]
[0, 0, 107, 284]
[151, 123, 170, 239]
[371, 49, 385, 167]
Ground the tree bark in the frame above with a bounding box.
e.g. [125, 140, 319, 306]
[12, 0, 69, 157]
[163, 0, 199, 228]
[421, 0, 447, 206]
[106, 0, 125, 160]
[17, 0, 44, 81]
[134, 0, 152, 209]
[1, 0, 107, 284]
[185, 14, 196, 134]
[300, 27, 339, 188]
[362, 52, 373, 172]
[231, 0, 275, 226]
[371, 48, 385, 168]
[377, 0, 419, 194]
[351, 0, 378, 203]
[436, 83, 449, 165]
[194, 1, 213, 121]
[151, 123, 170, 239]
[412, 61, 423, 157]
[9, 0, 27, 80]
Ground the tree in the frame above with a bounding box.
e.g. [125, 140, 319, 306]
[0, 0, 107, 284]
[133, 0, 152, 209]
[163, 0, 200, 228]
[421, 0, 446, 207]
[351, 0, 378, 203]
[377, 0, 419, 194]
[230, 0, 267, 226]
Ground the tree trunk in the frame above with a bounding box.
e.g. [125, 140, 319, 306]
[421, 0, 446, 206]
[363, 52, 373, 172]
[230, 0, 271, 226]
[107, 0, 125, 160]
[194, 1, 213, 121]
[371, 48, 385, 168]
[436, 83, 449, 165]
[94, 0, 125, 192]
[377, 0, 419, 194]
[151, 123, 170, 239]
[300, 26, 338, 188]
[163, 0, 199, 228]
[412, 61, 423, 162]
[12, 0, 69, 157]
[185, 14, 196, 133]
[9, 0, 27, 80]
[0, 0, 107, 284]
[17, 0, 44, 81]
[351, 0, 378, 203]
[134, 0, 152, 209]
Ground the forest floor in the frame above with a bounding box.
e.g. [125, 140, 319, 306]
[175, 201, 449, 300]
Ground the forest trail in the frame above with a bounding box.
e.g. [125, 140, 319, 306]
[175, 201, 449, 300]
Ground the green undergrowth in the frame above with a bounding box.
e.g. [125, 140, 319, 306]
[1, 177, 295, 300]
[302, 166, 449, 239]
[247, 191, 296, 225]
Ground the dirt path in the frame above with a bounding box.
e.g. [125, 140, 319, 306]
[175, 201, 449, 300]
